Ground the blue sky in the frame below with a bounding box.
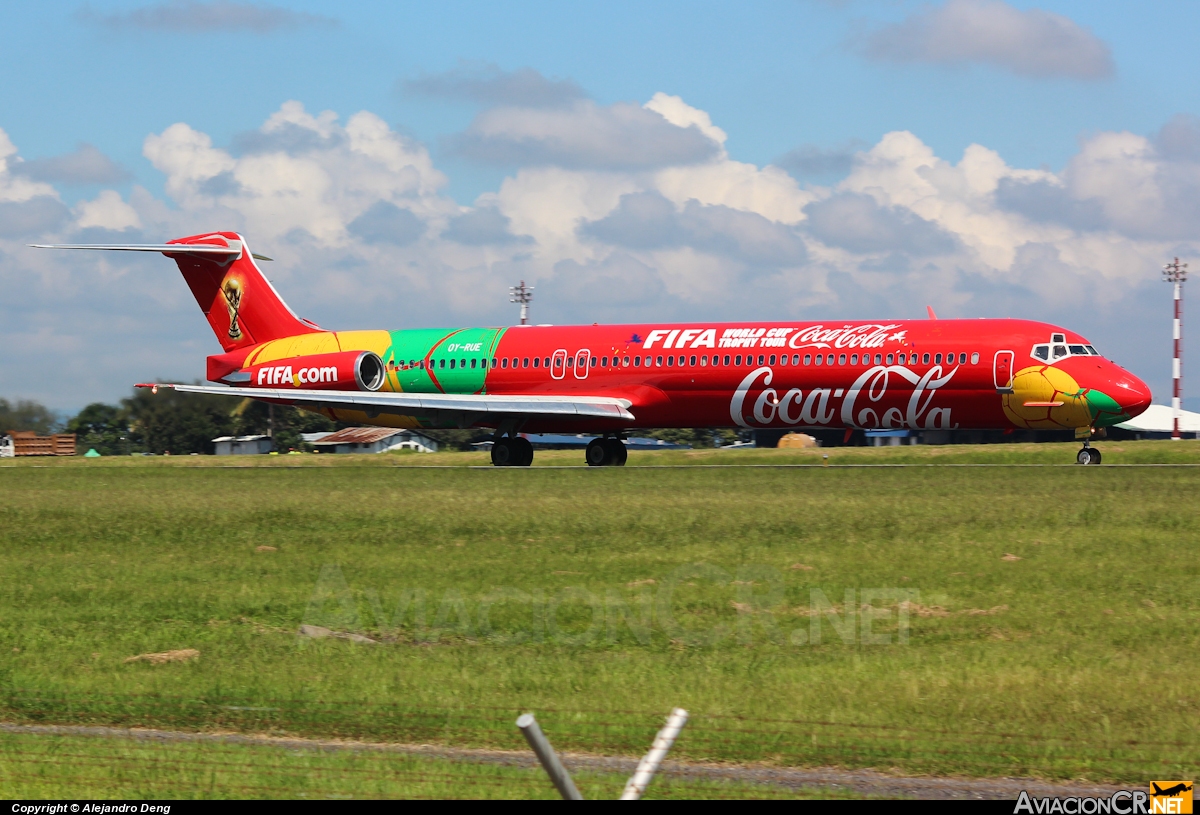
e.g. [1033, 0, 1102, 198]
[2, 0, 1198, 411]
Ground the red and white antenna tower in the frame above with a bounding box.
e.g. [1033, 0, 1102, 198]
[1163, 257, 1188, 440]
[510, 280, 533, 325]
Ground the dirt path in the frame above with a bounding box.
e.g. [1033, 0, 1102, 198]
[0, 722, 1125, 800]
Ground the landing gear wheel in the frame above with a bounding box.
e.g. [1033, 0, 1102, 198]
[1076, 447, 1101, 465]
[605, 438, 627, 466]
[586, 438, 610, 466]
[513, 437, 534, 466]
[491, 438, 515, 466]
[1088, 448, 1101, 465]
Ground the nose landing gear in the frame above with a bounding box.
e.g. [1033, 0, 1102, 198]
[1076, 427, 1103, 465]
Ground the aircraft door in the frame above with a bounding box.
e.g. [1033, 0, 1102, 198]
[993, 350, 1014, 393]
[551, 349, 567, 380]
[574, 349, 590, 380]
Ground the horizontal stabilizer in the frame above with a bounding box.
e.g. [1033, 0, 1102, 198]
[141, 383, 636, 422]
[30, 243, 273, 260]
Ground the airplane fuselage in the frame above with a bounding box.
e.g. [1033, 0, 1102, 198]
[213, 318, 1150, 435]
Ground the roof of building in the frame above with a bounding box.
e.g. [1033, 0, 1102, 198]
[301, 431, 335, 443]
[211, 435, 270, 443]
[1116, 404, 1200, 433]
[310, 427, 431, 446]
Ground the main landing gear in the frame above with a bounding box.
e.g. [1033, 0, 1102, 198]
[585, 437, 627, 467]
[491, 436, 534, 467]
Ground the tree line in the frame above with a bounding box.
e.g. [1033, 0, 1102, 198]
[3, 393, 741, 456]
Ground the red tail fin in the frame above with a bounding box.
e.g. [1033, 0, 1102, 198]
[166, 232, 320, 352]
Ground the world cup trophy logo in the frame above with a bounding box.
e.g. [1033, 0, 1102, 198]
[222, 277, 243, 341]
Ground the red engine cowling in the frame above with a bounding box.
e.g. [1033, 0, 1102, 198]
[221, 351, 386, 391]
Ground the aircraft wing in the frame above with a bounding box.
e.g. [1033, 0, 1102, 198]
[148, 383, 636, 422]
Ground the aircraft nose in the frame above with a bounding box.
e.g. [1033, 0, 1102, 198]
[1110, 369, 1152, 419]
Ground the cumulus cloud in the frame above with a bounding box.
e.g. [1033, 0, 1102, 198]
[0, 197, 70, 237]
[804, 192, 959, 254]
[347, 201, 424, 246]
[774, 141, 865, 178]
[858, 0, 1114, 80]
[581, 192, 808, 266]
[442, 207, 533, 246]
[142, 100, 450, 243]
[11, 144, 130, 185]
[403, 64, 587, 108]
[4, 93, 1199, 408]
[78, 0, 337, 33]
[448, 99, 722, 170]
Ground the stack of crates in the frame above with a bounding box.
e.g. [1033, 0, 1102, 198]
[5, 431, 76, 456]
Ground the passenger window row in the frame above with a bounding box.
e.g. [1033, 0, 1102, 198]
[392, 349, 984, 372]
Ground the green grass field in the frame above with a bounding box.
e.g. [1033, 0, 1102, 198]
[0, 442, 1197, 797]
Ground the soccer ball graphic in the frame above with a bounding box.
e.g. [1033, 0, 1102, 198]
[1002, 365, 1094, 429]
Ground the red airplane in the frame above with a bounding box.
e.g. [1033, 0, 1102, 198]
[36, 231, 1152, 466]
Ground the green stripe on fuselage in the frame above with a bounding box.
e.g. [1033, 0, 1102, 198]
[383, 327, 508, 394]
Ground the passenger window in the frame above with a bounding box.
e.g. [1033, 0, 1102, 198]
[921, 353, 928, 364]
[624, 356, 630, 366]
[873, 354, 881, 364]
[450, 359, 456, 369]
[934, 354, 942, 364]
[589, 357, 596, 367]
[804, 354, 811, 365]
[634, 356, 641, 366]
[971, 352, 979, 364]
[690, 355, 697, 366]
[815, 354, 823, 366]
[724, 355, 732, 365]
[667, 355, 674, 366]
[735, 355, 743, 365]
[601, 356, 608, 366]
[769, 354, 777, 365]
[533, 358, 540, 368]
[850, 354, 858, 365]
[501, 358, 508, 368]
[837, 354, 845, 365]
[792, 355, 800, 365]
[656, 355, 664, 366]
[470, 358, 477, 369]
[700, 355, 707, 366]
[522, 358, 529, 368]
[885, 354, 893, 365]
[779, 354, 787, 366]
[1053, 345, 1067, 359]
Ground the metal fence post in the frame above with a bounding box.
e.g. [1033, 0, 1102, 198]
[620, 708, 689, 800]
[516, 713, 583, 800]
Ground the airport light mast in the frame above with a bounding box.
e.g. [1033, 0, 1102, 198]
[510, 280, 533, 325]
[1163, 258, 1188, 440]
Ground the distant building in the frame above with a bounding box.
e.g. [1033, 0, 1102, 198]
[212, 435, 274, 456]
[310, 427, 440, 454]
[1114, 404, 1200, 439]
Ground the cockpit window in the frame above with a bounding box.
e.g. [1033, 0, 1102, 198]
[1032, 336, 1100, 363]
